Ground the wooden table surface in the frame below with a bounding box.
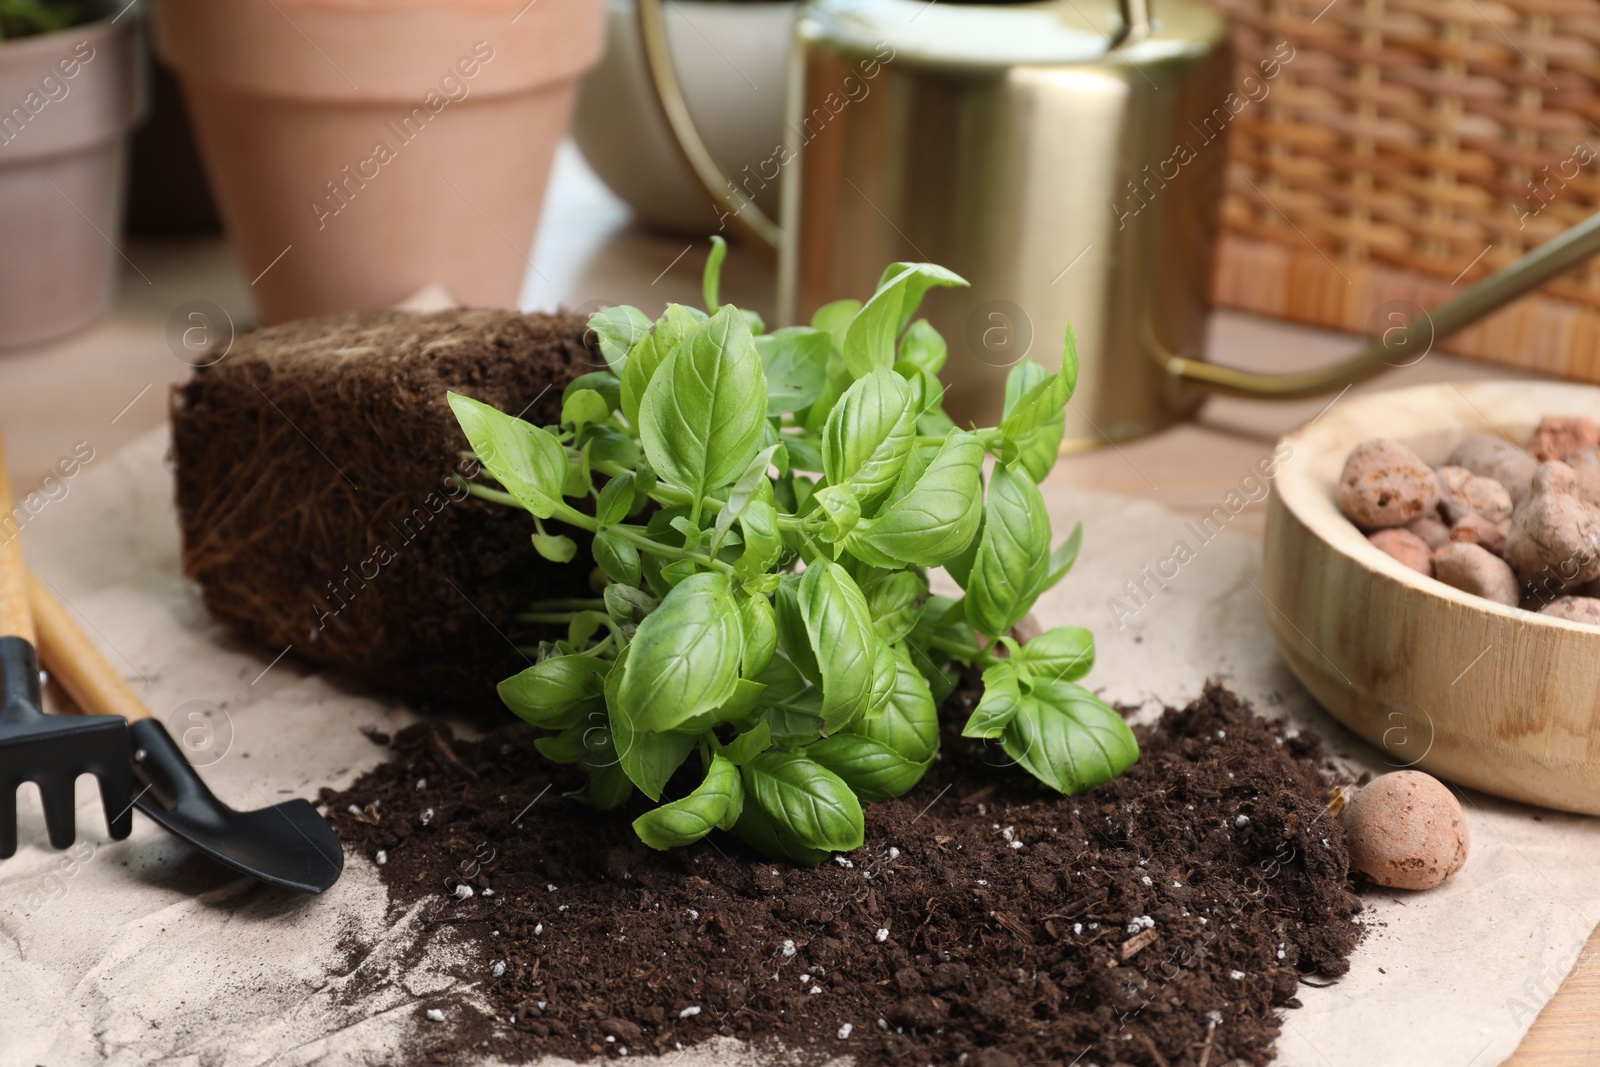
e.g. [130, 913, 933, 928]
[0, 143, 1593, 1065]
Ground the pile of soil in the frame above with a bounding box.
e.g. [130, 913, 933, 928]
[172, 309, 594, 709]
[327, 682, 1361, 1066]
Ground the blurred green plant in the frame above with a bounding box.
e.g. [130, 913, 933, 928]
[0, 0, 85, 40]
[450, 237, 1137, 865]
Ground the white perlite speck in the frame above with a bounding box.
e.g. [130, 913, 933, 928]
[837, 1023, 853, 1040]
[534, 924, 543, 935]
[1235, 815, 1250, 828]
[1140, 875, 1152, 886]
[453, 884, 473, 900]
[834, 857, 854, 868]
[685, 909, 699, 919]
[810, 985, 822, 995]
[679, 1006, 701, 1019]
[1073, 923, 1083, 935]
[887, 847, 900, 861]
[419, 808, 434, 826]
[482, 888, 494, 897]
[425, 1009, 445, 1022]
[875, 928, 889, 943]
[375, 850, 387, 866]
[347, 804, 361, 815]
[1230, 970, 1245, 980]
[1126, 915, 1155, 934]
[1009, 841, 1024, 850]
[491, 961, 506, 978]
[781, 939, 796, 958]
[416, 778, 427, 791]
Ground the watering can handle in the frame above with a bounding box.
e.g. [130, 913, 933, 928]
[1162, 210, 1600, 398]
[636, 0, 783, 254]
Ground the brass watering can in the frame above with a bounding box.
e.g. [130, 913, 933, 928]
[636, 0, 1600, 448]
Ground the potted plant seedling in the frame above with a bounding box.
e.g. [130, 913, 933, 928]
[151, 0, 605, 323]
[0, 0, 142, 349]
[449, 239, 1137, 863]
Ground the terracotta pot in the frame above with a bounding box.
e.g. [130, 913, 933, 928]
[153, 0, 604, 323]
[0, 12, 142, 350]
[572, 0, 793, 234]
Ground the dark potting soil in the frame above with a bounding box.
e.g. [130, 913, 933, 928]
[172, 308, 594, 711]
[326, 682, 1361, 1066]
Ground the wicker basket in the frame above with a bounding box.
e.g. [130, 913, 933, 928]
[1212, 0, 1600, 380]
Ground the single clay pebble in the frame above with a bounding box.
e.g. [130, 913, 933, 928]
[1435, 465, 1512, 525]
[1340, 771, 1468, 891]
[1527, 414, 1600, 463]
[1504, 461, 1600, 591]
[1447, 512, 1508, 556]
[1563, 450, 1600, 508]
[1338, 439, 1439, 530]
[1368, 529, 1432, 576]
[1432, 542, 1519, 606]
[1539, 595, 1600, 626]
[1404, 515, 1451, 551]
[1446, 433, 1535, 504]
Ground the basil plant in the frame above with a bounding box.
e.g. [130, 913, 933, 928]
[449, 240, 1137, 865]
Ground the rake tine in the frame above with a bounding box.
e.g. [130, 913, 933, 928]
[39, 774, 77, 850]
[0, 780, 15, 859]
[97, 763, 135, 841]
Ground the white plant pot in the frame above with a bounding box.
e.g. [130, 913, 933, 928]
[572, 0, 794, 235]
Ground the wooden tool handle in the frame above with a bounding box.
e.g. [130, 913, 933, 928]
[27, 573, 149, 722]
[0, 434, 34, 645]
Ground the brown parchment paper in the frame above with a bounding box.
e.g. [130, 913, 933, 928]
[1, 428, 1596, 1066]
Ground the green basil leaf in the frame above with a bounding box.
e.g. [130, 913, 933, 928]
[965, 463, 1051, 637]
[773, 575, 820, 683]
[677, 678, 767, 734]
[802, 353, 853, 433]
[1013, 625, 1095, 685]
[823, 367, 916, 503]
[739, 591, 777, 677]
[850, 643, 939, 762]
[585, 423, 639, 469]
[721, 721, 772, 766]
[596, 473, 636, 527]
[632, 754, 744, 849]
[1000, 681, 1137, 794]
[897, 318, 947, 375]
[534, 531, 578, 563]
[756, 327, 831, 415]
[564, 371, 622, 413]
[587, 305, 653, 373]
[562, 444, 592, 498]
[609, 655, 699, 801]
[703, 234, 728, 311]
[735, 498, 784, 579]
[534, 721, 589, 763]
[846, 430, 984, 568]
[808, 733, 929, 803]
[810, 298, 861, 352]
[864, 569, 926, 645]
[620, 304, 705, 426]
[561, 388, 609, 430]
[842, 263, 967, 378]
[754, 655, 824, 742]
[1042, 522, 1084, 592]
[998, 327, 1078, 482]
[498, 654, 606, 729]
[578, 760, 636, 810]
[604, 584, 657, 627]
[730, 788, 832, 866]
[568, 611, 605, 648]
[712, 444, 780, 551]
[448, 392, 567, 518]
[592, 528, 641, 587]
[617, 572, 744, 732]
[640, 306, 768, 500]
[796, 560, 887, 733]
[741, 751, 864, 854]
[780, 434, 825, 473]
[962, 661, 1024, 739]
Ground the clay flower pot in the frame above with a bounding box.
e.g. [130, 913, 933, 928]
[153, 0, 604, 323]
[0, 9, 143, 350]
[572, 0, 793, 234]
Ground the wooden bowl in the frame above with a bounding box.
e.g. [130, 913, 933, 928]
[1264, 380, 1600, 815]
